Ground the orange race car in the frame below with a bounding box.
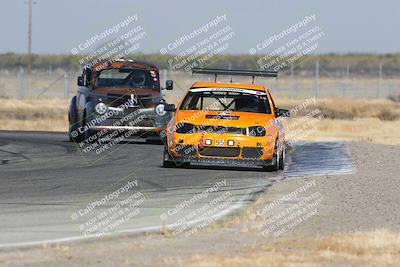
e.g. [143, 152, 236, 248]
[162, 68, 289, 171]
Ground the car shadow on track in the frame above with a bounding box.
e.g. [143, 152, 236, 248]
[159, 164, 282, 173]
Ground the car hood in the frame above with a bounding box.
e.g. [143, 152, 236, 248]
[91, 87, 161, 97]
[89, 87, 162, 108]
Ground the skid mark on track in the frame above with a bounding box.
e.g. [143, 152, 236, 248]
[284, 142, 355, 178]
[0, 147, 31, 165]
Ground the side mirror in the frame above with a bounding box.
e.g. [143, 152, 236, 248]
[77, 76, 84, 86]
[165, 80, 173, 90]
[275, 108, 290, 117]
[164, 104, 176, 112]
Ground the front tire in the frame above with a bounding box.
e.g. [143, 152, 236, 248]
[68, 96, 85, 143]
[162, 147, 190, 168]
[69, 113, 85, 143]
[84, 129, 97, 143]
[163, 160, 175, 168]
[146, 136, 163, 145]
[263, 140, 280, 172]
[163, 146, 175, 168]
[278, 144, 286, 170]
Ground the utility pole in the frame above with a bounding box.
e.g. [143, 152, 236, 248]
[290, 63, 295, 96]
[290, 63, 294, 79]
[25, 0, 36, 75]
[344, 63, 350, 97]
[378, 63, 383, 98]
[229, 62, 232, 83]
[315, 61, 320, 97]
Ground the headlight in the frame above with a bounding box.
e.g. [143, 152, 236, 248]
[95, 102, 108, 115]
[248, 126, 266, 137]
[176, 123, 196, 134]
[155, 103, 167, 116]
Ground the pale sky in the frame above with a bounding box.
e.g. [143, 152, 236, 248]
[0, 0, 399, 54]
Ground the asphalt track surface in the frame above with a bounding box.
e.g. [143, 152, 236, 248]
[0, 131, 354, 248]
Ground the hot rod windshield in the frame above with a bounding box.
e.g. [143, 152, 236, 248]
[94, 68, 160, 89]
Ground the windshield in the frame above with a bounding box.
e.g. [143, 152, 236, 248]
[179, 89, 272, 114]
[94, 68, 159, 89]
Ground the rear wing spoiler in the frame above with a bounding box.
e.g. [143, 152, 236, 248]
[192, 68, 278, 83]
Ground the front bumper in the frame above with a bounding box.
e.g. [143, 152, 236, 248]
[167, 132, 276, 161]
[169, 156, 274, 167]
[85, 106, 171, 136]
[90, 125, 163, 139]
[90, 125, 162, 132]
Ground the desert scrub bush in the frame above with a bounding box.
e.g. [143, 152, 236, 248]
[377, 108, 399, 121]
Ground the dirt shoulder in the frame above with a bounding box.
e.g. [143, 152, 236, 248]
[1, 141, 399, 267]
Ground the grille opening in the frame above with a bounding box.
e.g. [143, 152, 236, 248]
[176, 145, 197, 157]
[196, 125, 245, 135]
[242, 147, 264, 159]
[199, 146, 240, 157]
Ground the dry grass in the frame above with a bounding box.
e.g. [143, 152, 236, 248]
[387, 94, 400, 103]
[283, 117, 400, 145]
[281, 98, 400, 120]
[279, 97, 400, 145]
[158, 230, 400, 267]
[0, 70, 78, 99]
[0, 98, 68, 131]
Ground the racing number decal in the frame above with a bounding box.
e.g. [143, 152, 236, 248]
[216, 139, 224, 146]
